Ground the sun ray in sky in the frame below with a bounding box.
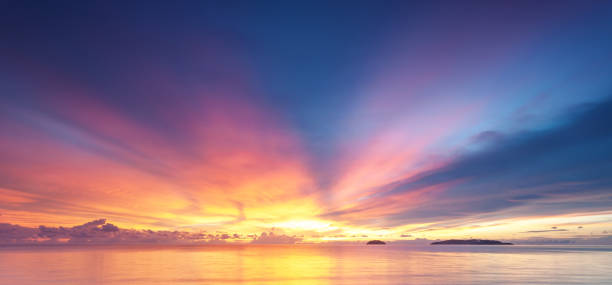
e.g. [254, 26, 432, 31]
[1, 0, 612, 245]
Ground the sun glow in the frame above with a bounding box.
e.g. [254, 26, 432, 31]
[272, 220, 338, 232]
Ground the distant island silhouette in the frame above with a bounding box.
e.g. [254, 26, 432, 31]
[366, 240, 386, 245]
[431, 239, 513, 245]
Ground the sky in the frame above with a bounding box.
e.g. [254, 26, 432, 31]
[1, 1, 612, 244]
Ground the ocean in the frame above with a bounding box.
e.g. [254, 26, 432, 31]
[0, 244, 610, 284]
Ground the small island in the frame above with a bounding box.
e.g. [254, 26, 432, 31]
[366, 240, 386, 245]
[431, 239, 512, 245]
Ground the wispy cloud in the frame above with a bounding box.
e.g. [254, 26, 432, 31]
[522, 229, 568, 233]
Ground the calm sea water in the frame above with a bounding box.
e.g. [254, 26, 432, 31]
[0, 244, 610, 284]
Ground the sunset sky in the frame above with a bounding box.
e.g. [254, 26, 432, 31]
[1, 1, 612, 244]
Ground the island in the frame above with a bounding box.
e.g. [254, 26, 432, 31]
[366, 240, 386, 245]
[431, 239, 512, 245]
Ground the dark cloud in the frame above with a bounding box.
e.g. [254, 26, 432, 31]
[370, 97, 612, 224]
[0, 219, 247, 245]
[522, 229, 568, 233]
[0, 223, 38, 243]
[470, 130, 504, 145]
[101, 223, 119, 232]
[0, 219, 306, 245]
[394, 98, 612, 195]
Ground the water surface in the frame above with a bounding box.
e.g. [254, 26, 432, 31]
[0, 244, 610, 284]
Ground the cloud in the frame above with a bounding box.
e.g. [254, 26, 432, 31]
[470, 130, 504, 145]
[0, 223, 38, 243]
[394, 98, 612, 196]
[250, 232, 302, 244]
[522, 229, 568, 233]
[0, 219, 247, 245]
[327, 97, 612, 226]
[0, 219, 310, 245]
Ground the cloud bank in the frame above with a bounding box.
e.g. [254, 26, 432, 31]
[0, 219, 301, 245]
